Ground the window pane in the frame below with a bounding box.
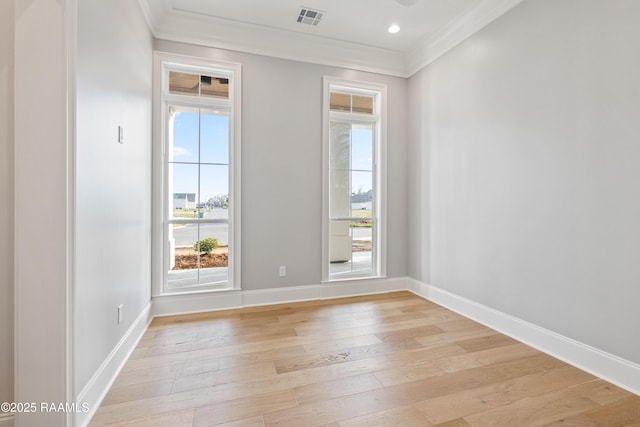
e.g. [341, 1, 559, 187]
[170, 163, 198, 219]
[351, 125, 373, 171]
[170, 107, 199, 163]
[330, 121, 351, 170]
[169, 71, 199, 95]
[197, 226, 228, 286]
[200, 165, 229, 210]
[167, 222, 229, 289]
[352, 95, 374, 114]
[329, 220, 374, 279]
[329, 220, 351, 263]
[167, 223, 199, 289]
[330, 92, 351, 112]
[330, 169, 350, 219]
[200, 111, 229, 164]
[200, 76, 229, 99]
[351, 220, 373, 275]
[169, 72, 230, 99]
[351, 170, 373, 214]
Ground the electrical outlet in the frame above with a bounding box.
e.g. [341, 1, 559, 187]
[117, 304, 123, 324]
[279, 266, 286, 277]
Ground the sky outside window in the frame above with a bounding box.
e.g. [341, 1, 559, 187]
[171, 109, 230, 203]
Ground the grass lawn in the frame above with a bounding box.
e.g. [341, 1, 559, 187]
[351, 209, 372, 219]
[172, 209, 211, 219]
[350, 209, 372, 228]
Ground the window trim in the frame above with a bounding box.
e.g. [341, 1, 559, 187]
[152, 52, 242, 296]
[322, 76, 387, 282]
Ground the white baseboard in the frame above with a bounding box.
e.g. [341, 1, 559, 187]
[152, 290, 244, 317]
[152, 277, 408, 318]
[0, 414, 14, 427]
[407, 278, 640, 396]
[75, 303, 152, 427]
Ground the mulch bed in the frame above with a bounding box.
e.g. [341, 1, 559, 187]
[172, 241, 371, 270]
[172, 248, 228, 270]
[352, 240, 372, 252]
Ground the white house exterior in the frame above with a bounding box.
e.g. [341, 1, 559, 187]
[173, 193, 196, 209]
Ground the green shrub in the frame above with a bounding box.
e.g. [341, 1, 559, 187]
[194, 238, 218, 254]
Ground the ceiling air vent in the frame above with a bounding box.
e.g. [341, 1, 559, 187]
[297, 7, 323, 26]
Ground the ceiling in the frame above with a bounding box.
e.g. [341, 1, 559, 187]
[139, 0, 523, 77]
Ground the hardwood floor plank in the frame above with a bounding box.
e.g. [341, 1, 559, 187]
[130, 327, 299, 359]
[462, 387, 599, 426]
[109, 362, 185, 388]
[91, 374, 292, 425]
[284, 355, 395, 388]
[101, 379, 175, 406]
[346, 337, 425, 361]
[435, 342, 540, 375]
[414, 364, 595, 424]
[215, 416, 265, 427]
[338, 405, 431, 426]
[374, 325, 443, 343]
[217, 345, 308, 370]
[433, 419, 471, 427]
[274, 349, 353, 374]
[171, 361, 277, 393]
[122, 333, 326, 372]
[112, 408, 195, 427]
[263, 386, 411, 427]
[541, 413, 602, 426]
[454, 333, 519, 353]
[192, 390, 297, 427]
[413, 325, 497, 349]
[301, 334, 382, 355]
[293, 373, 383, 405]
[180, 356, 223, 377]
[378, 342, 467, 368]
[582, 395, 640, 425]
[568, 378, 635, 405]
[374, 342, 539, 388]
[396, 301, 442, 313]
[293, 314, 457, 339]
[275, 310, 356, 326]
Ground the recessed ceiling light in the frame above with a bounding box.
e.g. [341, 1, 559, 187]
[388, 24, 400, 34]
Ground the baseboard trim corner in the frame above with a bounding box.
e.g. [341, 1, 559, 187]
[407, 278, 640, 396]
[75, 303, 152, 427]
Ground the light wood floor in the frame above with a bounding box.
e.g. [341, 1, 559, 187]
[90, 291, 640, 426]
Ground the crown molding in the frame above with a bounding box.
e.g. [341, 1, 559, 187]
[406, 0, 524, 76]
[140, 0, 407, 77]
[138, 0, 524, 78]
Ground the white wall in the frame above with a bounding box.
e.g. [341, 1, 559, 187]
[408, 0, 640, 364]
[0, 0, 14, 416]
[75, 0, 153, 394]
[154, 40, 408, 291]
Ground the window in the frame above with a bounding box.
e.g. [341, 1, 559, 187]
[323, 77, 387, 281]
[154, 54, 241, 294]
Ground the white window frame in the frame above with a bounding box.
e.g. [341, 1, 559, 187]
[152, 52, 242, 296]
[322, 76, 387, 282]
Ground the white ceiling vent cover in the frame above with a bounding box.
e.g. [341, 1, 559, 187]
[297, 7, 324, 26]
